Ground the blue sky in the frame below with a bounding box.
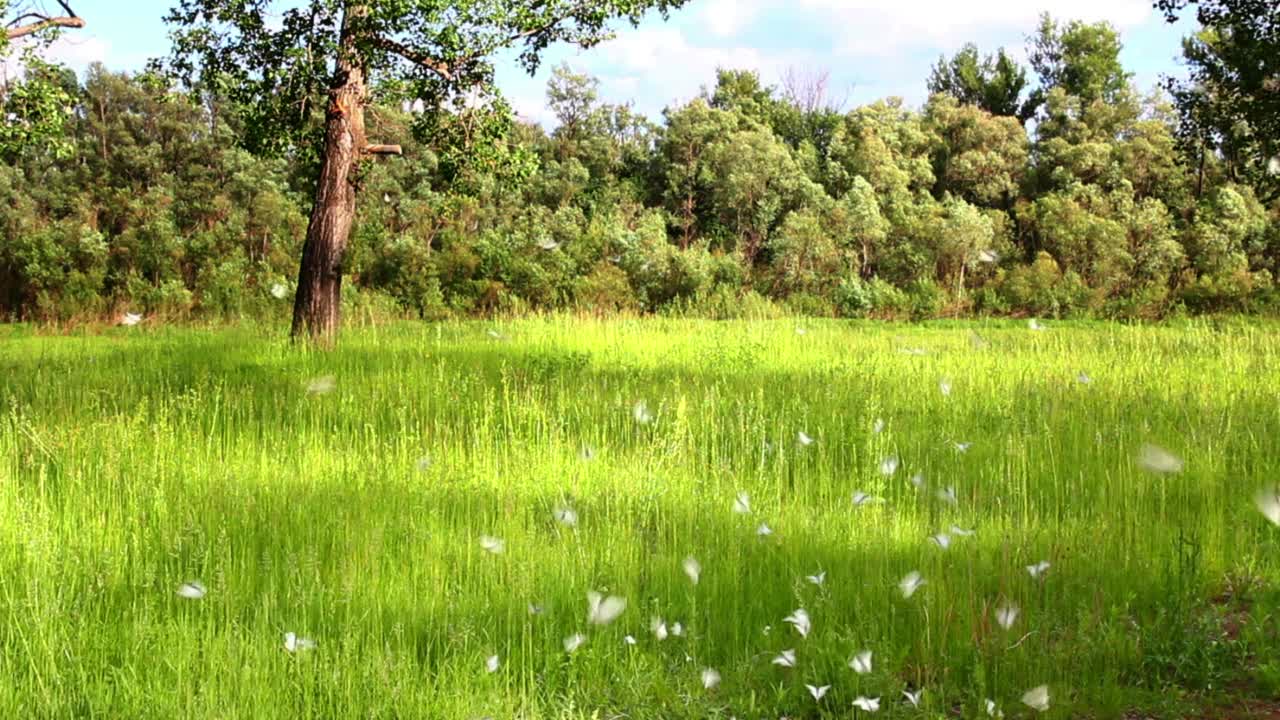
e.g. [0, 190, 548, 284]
[42, 0, 1197, 126]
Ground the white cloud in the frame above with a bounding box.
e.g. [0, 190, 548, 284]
[699, 0, 762, 38]
[791, 0, 1153, 56]
[3, 33, 111, 81]
[41, 34, 113, 74]
[579, 26, 815, 113]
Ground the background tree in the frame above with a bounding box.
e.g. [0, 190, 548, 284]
[164, 0, 689, 344]
[927, 43, 1033, 122]
[1157, 0, 1280, 202]
[1026, 15, 1133, 118]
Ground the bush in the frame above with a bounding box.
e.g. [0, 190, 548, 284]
[835, 276, 911, 318]
[195, 257, 251, 318]
[783, 292, 835, 317]
[905, 279, 945, 320]
[674, 287, 785, 320]
[997, 251, 1089, 317]
[574, 263, 640, 314]
[1177, 270, 1269, 314]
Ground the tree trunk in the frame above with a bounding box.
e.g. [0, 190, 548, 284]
[290, 5, 369, 345]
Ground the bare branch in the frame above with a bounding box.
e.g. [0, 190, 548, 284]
[371, 36, 455, 81]
[5, 14, 84, 41]
[373, 2, 589, 85]
[363, 144, 402, 155]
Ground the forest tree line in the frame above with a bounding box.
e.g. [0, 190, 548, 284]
[2, 11, 1278, 322]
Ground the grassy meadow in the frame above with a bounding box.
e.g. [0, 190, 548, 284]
[2, 318, 1279, 719]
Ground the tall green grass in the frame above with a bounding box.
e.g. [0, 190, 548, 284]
[1, 318, 1278, 718]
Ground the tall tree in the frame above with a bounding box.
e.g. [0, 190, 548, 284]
[165, 0, 689, 345]
[1157, 0, 1280, 201]
[1026, 15, 1133, 116]
[927, 43, 1033, 122]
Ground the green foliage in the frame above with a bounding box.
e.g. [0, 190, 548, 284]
[927, 43, 1033, 121]
[1159, 0, 1280, 202]
[1028, 14, 1133, 110]
[3, 9, 1280, 323]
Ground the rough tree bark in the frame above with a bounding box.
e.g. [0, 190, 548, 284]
[290, 5, 369, 345]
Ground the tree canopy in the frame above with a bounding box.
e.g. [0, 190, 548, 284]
[1, 8, 1278, 324]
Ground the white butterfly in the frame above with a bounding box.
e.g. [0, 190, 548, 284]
[879, 456, 899, 477]
[553, 506, 578, 527]
[849, 649, 872, 674]
[120, 312, 143, 326]
[910, 473, 927, 491]
[650, 616, 669, 641]
[415, 455, 432, 472]
[1077, 371, 1092, 385]
[382, 192, 391, 204]
[1255, 486, 1280, 526]
[872, 418, 886, 434]
[805, 571, 826, 586]
[936, 486, 958, 506]
[563, 633, 586, 653]
[586, 591, 627, 625]
[283, 632, 316, 653]
[733, 491, 751, 514]
[701, 668, 721, 689]
[953, 441, 971, 453]
[633, 401, 654, 424]
[939, 379, 953, 396]
[270, 283, 289, 300]
[784, 608, 811, 638]
[176, 581, 206, 600]
[902, 689, 922, 707]
[486, 329, 503, 340]
[986, 699, 1004, 718]
[899, 571, 925, 599]
[1138, 443, 1183, 474]
[1021, 685, 1050, 712]
[1269, 155, 1280, 176]
[996, 604, 1020, 630]
[978, 249, 999, 264]
[772, 649, 796, 667]
[485, 654, 500, 673]
[527, 603, 545, 616]
[796, 326, 808, 336]
[537, 237, 560, 251]
[930, 533, 952, 550]
[806, 684, 830, 701]
[756, 523, 774, 536]
[1028, 319, 1046, 331]
[852, 491, 876, 507]
[671, 621, 685, 637]
[305, 375, 336, 395]
[683, 556, 701, 585]
[623, 635, 637, 645]
[1027, 560, 1051, 579]
[851, 695, 879, 712]
[479, 535, 505, 554]
[797, 431, 815, 447]
[950, 525, 975, 537]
